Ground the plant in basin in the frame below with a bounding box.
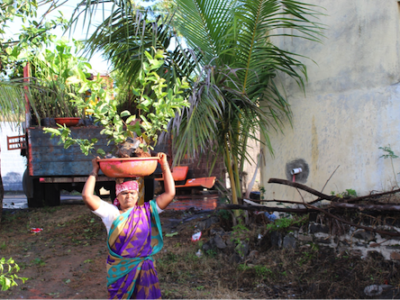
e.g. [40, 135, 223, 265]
[44, 49, 190, 175]
[5, 38, 92, 122]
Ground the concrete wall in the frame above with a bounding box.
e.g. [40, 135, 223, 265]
[0, 122, 26, 191]
[261, 0, 400, 201]
[242, 138, 261, 192]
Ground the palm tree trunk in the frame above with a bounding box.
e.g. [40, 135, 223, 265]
[224, 139, 238, 205]
[239, 129, 249, 175]
[230, 123, 243, 202]
[232, 147, 242, 201]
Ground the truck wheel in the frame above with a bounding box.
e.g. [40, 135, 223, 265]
[23, 169, 60, 207]
[23, 171, 45, 208]
[23, 168, 44, 207]
[22, 168, 32, 199]
[44, 183, 60, 206]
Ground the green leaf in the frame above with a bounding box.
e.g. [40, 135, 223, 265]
[43, 128, 61, 136]
[96, 148, 106, 156]
[120, 110, 131, 117]
[165, 232, 178, 237]
[144, 51, 153, 60]
[125, 115, 137, 124]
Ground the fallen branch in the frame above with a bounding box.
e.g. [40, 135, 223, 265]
[268, 178, 336, 201]
[345, 188, 400, 203]
[268, 178, 400, 205]
[219, 203, 400, 236]
[240, 198, 304, 206]
[330, 202, 400, 211]
[217, 204, 313, 214]
[302, 202, 400, 237]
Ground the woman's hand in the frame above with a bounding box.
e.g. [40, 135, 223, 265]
[91, 156, 100, 174]
[157, 152, 168, 166]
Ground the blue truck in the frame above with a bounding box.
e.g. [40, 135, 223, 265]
[21, 126, 117, 208]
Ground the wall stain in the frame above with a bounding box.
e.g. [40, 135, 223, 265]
[311, 116, 319, 177]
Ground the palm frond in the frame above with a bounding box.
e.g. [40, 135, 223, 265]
[81, 7, 201, 90]
[232, 0, 323, 95]
[174, 0, 236, 64]
[0, 79, 44, 125]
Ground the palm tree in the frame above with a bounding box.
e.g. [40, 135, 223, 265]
[68, 0, 322, 206]
[71, 1, 200, 92]
[168, 0, 323, 205]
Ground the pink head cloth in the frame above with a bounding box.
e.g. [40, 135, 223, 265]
[113, 180, 139, 207]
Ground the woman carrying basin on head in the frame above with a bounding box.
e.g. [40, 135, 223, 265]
[82, 153, 175, 299]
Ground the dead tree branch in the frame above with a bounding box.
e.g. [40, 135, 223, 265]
[240, 198, 304, 206]
[268, 178, 400, 205]
[320, 165, 340, 193]
[330, 202, 400, 211]
[268, 178, 337, 201]
[217, 204, 313, 214]
[345, 188, 400, 203]
[219, 204, 400, 237]
[223, 179, 400, 237]
[302, 202, 400, 237]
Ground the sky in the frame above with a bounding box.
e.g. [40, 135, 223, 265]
[4, 0, 114, 74]
[4, 0, 181, 76]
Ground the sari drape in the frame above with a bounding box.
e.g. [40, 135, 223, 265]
[106, 200, 163, 299]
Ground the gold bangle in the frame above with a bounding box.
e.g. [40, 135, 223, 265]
[89, 171, 98, 177]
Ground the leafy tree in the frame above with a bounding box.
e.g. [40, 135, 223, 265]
[0, 0, 69, 224]
[168, 0, 323, 206]
[1, 0, 69, 77]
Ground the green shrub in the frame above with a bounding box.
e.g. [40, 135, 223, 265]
[0, 257, 28, 291]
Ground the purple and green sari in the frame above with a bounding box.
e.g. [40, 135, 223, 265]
[106, 200, 163, 299]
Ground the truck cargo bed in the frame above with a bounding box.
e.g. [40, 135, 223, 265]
[27, 126, 114, 177]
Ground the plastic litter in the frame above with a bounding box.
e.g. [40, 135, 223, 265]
[196, 249, 202, 258]
[191, 231, 202, 242]
[30, 228, 43, 234]
[264, 212, 278, 222]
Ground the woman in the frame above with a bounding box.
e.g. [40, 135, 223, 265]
[82, 153, 175, 299]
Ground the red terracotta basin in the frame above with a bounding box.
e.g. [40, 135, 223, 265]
[54, 117, 81, 127]
[98, 157, 158, 178]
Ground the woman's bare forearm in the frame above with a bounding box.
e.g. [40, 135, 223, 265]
[156, 155, 175, 209]
[82, 159, 102, 211]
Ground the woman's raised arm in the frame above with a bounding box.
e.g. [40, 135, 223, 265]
[82, 157, 102, 211]
[156, 153, 175, 209]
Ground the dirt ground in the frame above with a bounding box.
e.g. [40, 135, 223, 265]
[1, 199, 400, 299]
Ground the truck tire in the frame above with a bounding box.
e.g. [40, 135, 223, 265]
[22, 168, 32, 199]
[23, 168, 44, 207]
[23, 168, 60, 207]
[44, 183, 60, 206]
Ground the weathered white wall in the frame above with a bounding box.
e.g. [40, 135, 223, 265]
[0, 123, 26, 191]
[242, 138, 261, 192]
[261, 0, 400, 200]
